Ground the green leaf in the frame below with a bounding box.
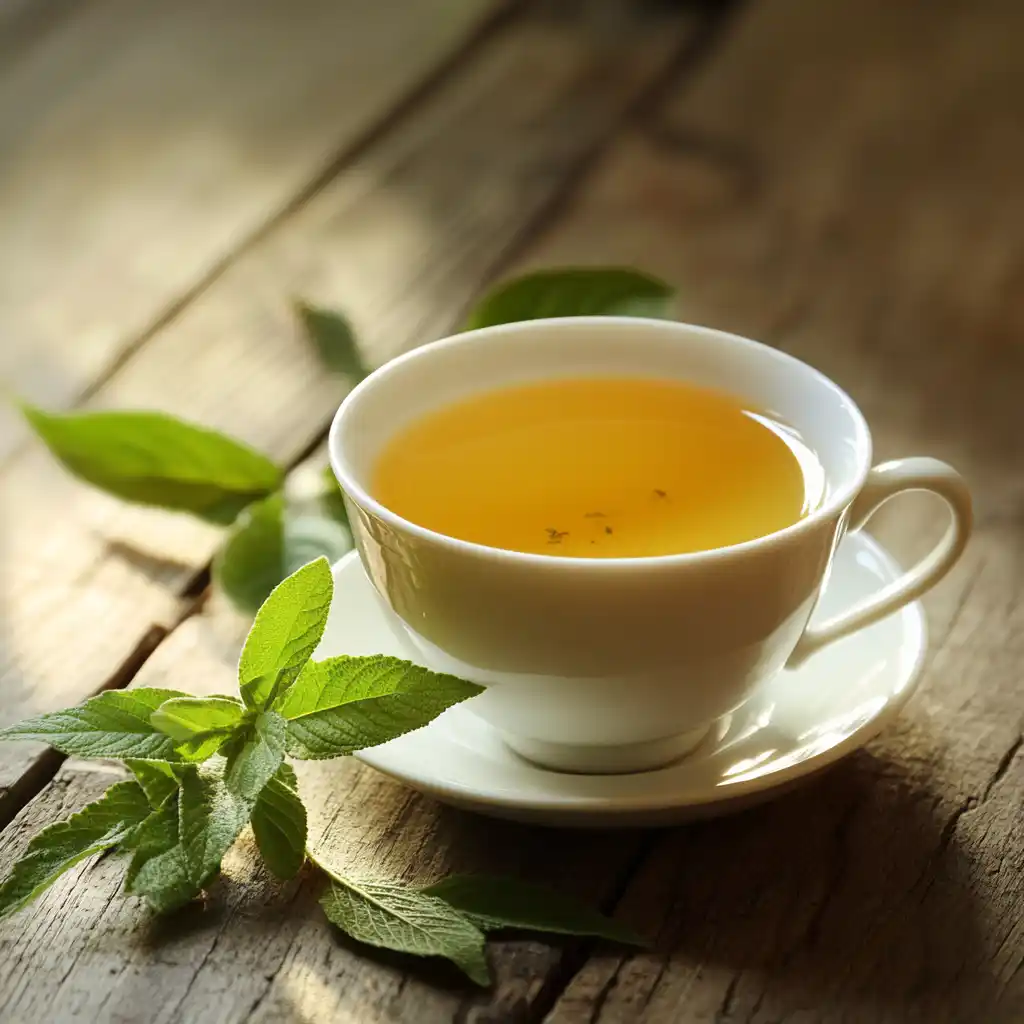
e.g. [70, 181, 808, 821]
[214, 494, 286, 614]
[319, 464, 349, 528]
[224, 711, 287, 804]
[150, 697, 245, 739]
[281, 499, 351, 571]
[295, 301, 370, 379]
[126, 841, 194, 913]
[131, 759, 250, 913]
[251, 763, 306, 880]
[319, 874, 490, 986]
[21, 405, 282, 524]
[0, 688, 189, 759]
[276, 655, 480, 719]
[238, 557, 334, 710]
[465, 268, 674, 330]
[150, 696, 245, 761]
[125, 759, 180, 808]
[423, 875, 649, 947]
[123, 799, 179, 889]
[214, 490, 352, 615]
[280, 656, 482, 760]
[177, 760, 251, 887]
[0, 780, 152, 920]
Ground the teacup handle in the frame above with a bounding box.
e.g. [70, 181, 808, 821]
[787, 457, 972, 668]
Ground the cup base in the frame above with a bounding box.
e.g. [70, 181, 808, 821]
[499, 725, 712, 775]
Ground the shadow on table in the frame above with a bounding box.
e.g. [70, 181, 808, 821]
[608, 746, 1004, 1020]
[124, 741, 1008, 1020]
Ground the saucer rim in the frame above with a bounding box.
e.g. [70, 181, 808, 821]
[346, 534, 927, 816]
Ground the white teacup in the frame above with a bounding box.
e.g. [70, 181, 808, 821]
[329, 318, 971, 774]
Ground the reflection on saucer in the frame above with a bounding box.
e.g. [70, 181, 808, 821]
[718, 694, 888, 786]
[321, 531, 928, 827]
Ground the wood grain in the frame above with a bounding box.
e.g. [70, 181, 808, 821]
[0, 0, 502, 461]
[503, 0, 1024, 1019]
[0, 610, 648, 1023]
[0, 0, 700, 820]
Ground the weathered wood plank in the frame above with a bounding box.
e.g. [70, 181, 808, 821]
[0, 0, 700, 822]
[0, 0, 502, 461]
[503, 0, 1024, 1019]
[0, 610, 647, 1023]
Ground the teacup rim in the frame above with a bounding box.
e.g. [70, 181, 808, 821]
[329, 316, 873, 568]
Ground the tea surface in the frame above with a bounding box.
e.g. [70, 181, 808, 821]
[372, 377, 823, 558]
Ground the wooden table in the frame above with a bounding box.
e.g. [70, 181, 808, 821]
[1, 0, 1022, 1020]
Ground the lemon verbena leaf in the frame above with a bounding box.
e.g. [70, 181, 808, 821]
[238, 558, 333, 710]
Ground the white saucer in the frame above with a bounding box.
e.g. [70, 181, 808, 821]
[320, 534, 926, 828]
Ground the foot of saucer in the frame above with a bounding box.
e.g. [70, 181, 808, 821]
[499, 725, 712, 775]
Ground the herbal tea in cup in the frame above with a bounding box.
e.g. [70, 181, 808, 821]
[372, 377, 825, 558]
[330, 317, 970, 773]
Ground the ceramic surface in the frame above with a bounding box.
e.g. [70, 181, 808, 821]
[316, 532, 927, 827]
[328, 317, 968, 772]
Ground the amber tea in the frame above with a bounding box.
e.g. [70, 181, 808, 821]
[371, 377, 824, 558]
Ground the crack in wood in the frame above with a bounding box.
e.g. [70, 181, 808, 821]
[933, 729, 1024, 867]
[746, 983, 768, 1023]
[979, 734, 1023, 805]
[936, 794, 975, 858]
[50, 873, 127, 1005]
[639, 953, 672, 1014]
[716, 972, 740, 1020]
[1001, 957, 1024, 1004]
[520, 829, 668, 1023]
[585, 959, 625, 1024]
[94, 863, 310, 1024]
[159, 927, 230, 1022]
[0, 747, 64, 833]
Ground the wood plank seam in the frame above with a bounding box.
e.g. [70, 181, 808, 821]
[511, 830, 665, 1024]
[0, 622, 168, 829]
[0, 0, 520, 475]
[67, 0, 523, 405]
[454, 0, 751, 319]
[934, 731, 1024, 861]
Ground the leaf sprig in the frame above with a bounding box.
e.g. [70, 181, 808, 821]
[3, 270, 669, 982]
[0, 558, 647, 984]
